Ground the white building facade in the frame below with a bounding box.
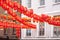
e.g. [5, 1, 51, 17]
[21, 0, 60, 40]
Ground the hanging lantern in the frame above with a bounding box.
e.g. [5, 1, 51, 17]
[18, 5, 24, 13]
[57, 22, 60, 26]
[24, 11, 31, 17]
[8, 1, 14, 8]
[3, 15, 6, 19]
[41, 14, 50, 21]
[23, 7, 27, 13]
[6, 5, 11, 10]
[29, 9, 33, 15]
[2, 3, 7, 10]
[8, 9, 17, 17]
[32, 14, 44, 22]
[13, 1, 18, 10]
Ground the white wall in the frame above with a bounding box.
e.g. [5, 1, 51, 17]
[21, 0, 60, 39]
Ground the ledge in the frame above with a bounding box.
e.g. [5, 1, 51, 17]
[53, 2, 60, 5]
[38, 5, 45, 9]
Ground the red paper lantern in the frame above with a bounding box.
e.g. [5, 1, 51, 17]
[32, 14, 44, 22]
[6, 6, 11, 10]
[23, 7, 27, 13]
[18, 5, 24, 13]
[24, 11, 31, 17]
[29, 9, 33, 14]
[2, 3, 7, 10]
[8, 1, 14, 8]
[8, 9, 17, 17]
[57, 22, 60, 26]
[41, 14, 50, 21]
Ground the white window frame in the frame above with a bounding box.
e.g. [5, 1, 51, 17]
[54, 0, 60, 3]
[39, 22, 45, 37]
[53, 27, 60, 37]
[39, 0, 45, 6]
[26, 29, 31, 37]
[27, 0, 31, 8]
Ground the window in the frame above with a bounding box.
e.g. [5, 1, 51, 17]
[53, 27, 60, 37]
[27, 0, 31, 8]
[20, 0, 22, 4]
[55, 0, 60, 3]
[39, 22, 44, 36]
[39, 0, 45, 6]
[26, 29, 31, 36]
[4, 28, 8, 35]
[12, 28, 16, 35]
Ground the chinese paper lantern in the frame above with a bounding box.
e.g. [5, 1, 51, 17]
[6, 6, 11, 10]
[8, 1, 14, 8]
[3, 15, 6, 19]
[0, 0, 3, 6]
[0, 21, 3, 26]
[2, 3, 7, 10]
[8, 9, 17, 17]
[45, 17, 51, 22]
[13, 1, 18, 10]
[18, 5, 24, 13]
[29, 9, 33, 16]
[23, 7, 27, 13]
[32, 14, 44, 22]
[41, 14, 51, 21]
[57, 22, 60, 26]
[24, 11, 32, 17]
[16, 28, 20, 38]
[16, 31, 20, 38]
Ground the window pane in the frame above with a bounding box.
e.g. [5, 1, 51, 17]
[39, 22, 44, 36]
[27, 0, 31, 8]
[4, 28, 8, 35]
[26, 29, 31, 36]
[12, 28, 16, 35]
[40, 0, 45, 5]
[53, 27, 60, 37]
[55, 0, 60, 3]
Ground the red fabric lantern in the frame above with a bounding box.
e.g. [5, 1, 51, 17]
[57, 22, 60, 26]
[2, 3, 7, 10]
[8, 9, 17, 17]
[18, 5, 24, 13]
[24, 11, 32, 17]
[6, 5, 11, 10]
[41, 14, 50, 20]
[8, 1, 14, 8]
[13, 1, 18, 10]
[3, 15, 6, 19]
[16, 28, 20, 38]
[0, 21, 3, 26]
[29, 9, 33, 14]
[32, 14, 44, 22]
[23, 7, 27, 13]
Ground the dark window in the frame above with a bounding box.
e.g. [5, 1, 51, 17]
[12, 28, 16, 35]
[53, 27, 60, 37]
[27, 0, 31, 8]
[4, 28, 8, 35]
[39, 0, 45, 6]
[39, 22, 44, 36]
[26, 29, 31, 36]
[55, 0, 60, 3]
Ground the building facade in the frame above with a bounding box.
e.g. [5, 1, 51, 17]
[21, 0, 60, 40]
[0, 0, 60, 40]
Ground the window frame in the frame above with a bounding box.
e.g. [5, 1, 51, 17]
[39, 0, 45, 6]
[55, 0, 60, 3]
[27, 0, 31, 8]
[53, 27, 60, 37]
[26, 29, 31, 36]
[39, 22, 45, 37]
